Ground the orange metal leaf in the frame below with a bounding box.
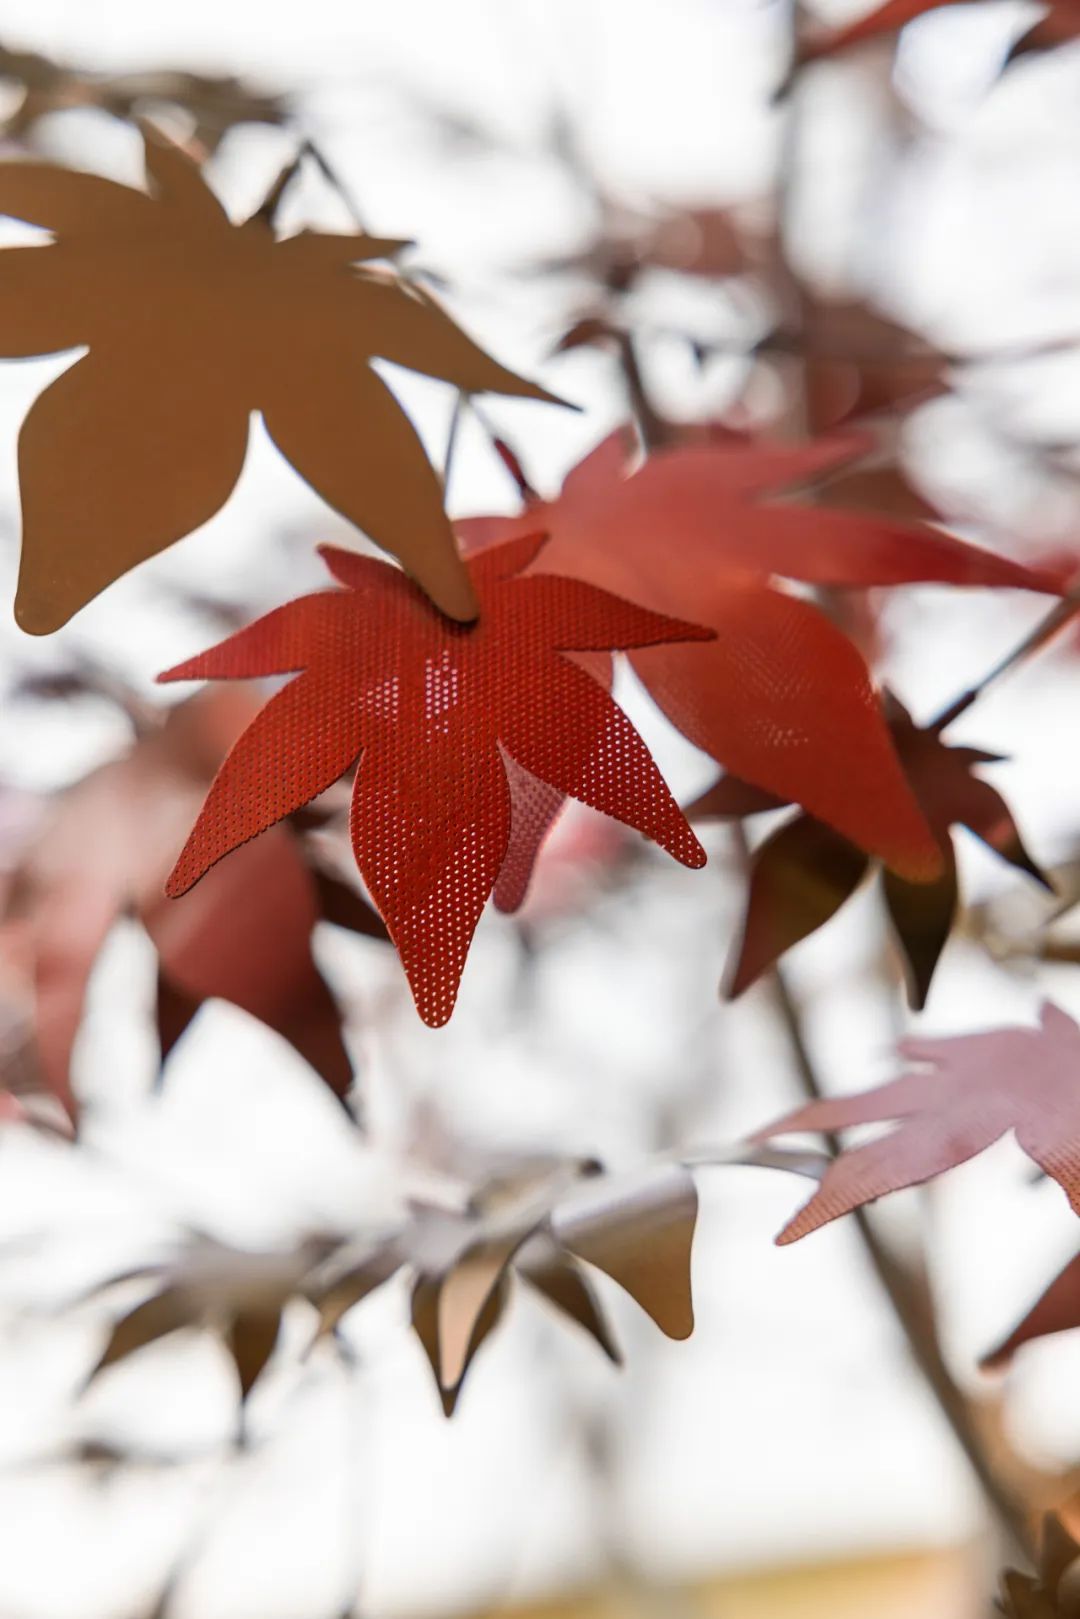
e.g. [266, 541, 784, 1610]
[0, 127, 561, 630]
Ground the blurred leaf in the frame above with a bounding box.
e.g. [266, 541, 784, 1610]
[91, 1237, 334, 1403]
[999, 1512, 1080, 1619]
[312, 1157, 705, 1414]
[459, 430, 1057, 885]
[2, 690, 383, 1117]
[700, 695, 1048, 1006]
[226, 1308, 282, 1400]
[797, 0, 1080, 71]
[0, 40, 289, 149]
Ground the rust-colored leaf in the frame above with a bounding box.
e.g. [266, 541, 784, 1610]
[459, 430, 1058, 882]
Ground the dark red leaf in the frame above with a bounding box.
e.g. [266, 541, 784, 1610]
[703, 697, 1046, 1005]
[3, 690, 370, 1115]
[726, 816, 870, 997]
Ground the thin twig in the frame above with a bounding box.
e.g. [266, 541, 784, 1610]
[751, 2, 1038, 1564]
[767, 946, 1035, 1561]
[932, 588, 1080, 732]
[726, 818, 1032, 1560]
[614, 329, 672, 453]
[600, 3, 1041, 1559]
[251, 148, 306, 226]
[442, 390, 466, 498]
[301, 139, 372, 233]
[253, 136, 371, 232]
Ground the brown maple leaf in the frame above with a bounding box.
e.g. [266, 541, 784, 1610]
[83, 1160, 698, 1417]
[91, 1235, 338, 1406]
[311, 1158, 699, 1415]
[0, 124, 563, 631]
[755, 1003, 1080, 1242]
[81, 1141, 820, 1414]
[695, 693, 1048, 1006]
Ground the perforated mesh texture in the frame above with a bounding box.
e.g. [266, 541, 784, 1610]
[456, 442, 958, 882]
[494, 751, 567, 915]
[161, 533, 710, 1025]
[763, 1006, 1080, 1244]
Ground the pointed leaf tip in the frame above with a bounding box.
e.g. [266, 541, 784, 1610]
[159, 537, 703, 1026]
[555, 1165, 698, 1341]
[3, 143, 551, 624]
[760, 1003, 1080, 1239]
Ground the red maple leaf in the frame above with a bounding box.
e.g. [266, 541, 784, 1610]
[457, 429, 1058, 886]
[159, 534, 712, 1026]
[755, 1004, 1080, 1243]
[695, 694, 1048, 1005]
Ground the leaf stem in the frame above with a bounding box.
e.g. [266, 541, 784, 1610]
[298, 139, 371, 231]
[464, 396, 538, 500]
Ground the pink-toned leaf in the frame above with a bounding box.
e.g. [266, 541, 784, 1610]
[757, 1005, 1080, 1243]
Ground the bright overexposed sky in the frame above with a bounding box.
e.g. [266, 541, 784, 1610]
[0, 3, 1080, 1617]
